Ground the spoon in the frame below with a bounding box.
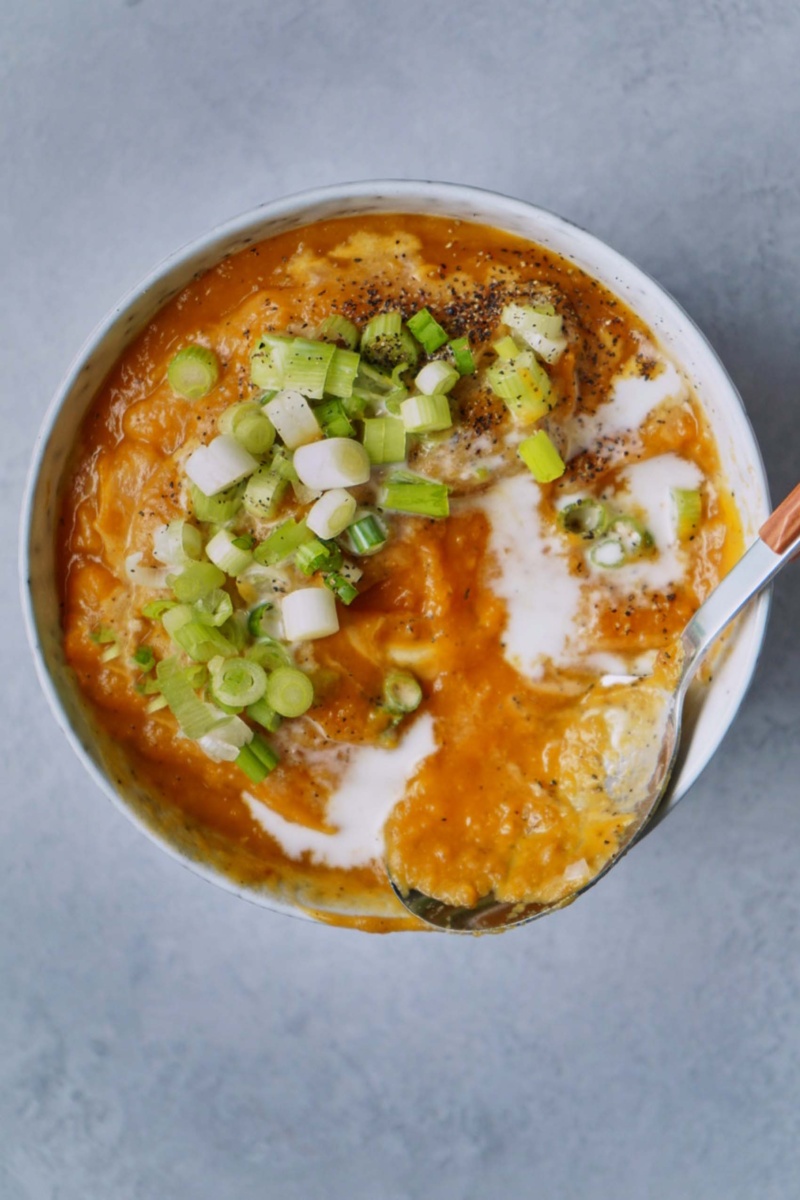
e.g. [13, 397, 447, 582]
[389, 481, 800, 932]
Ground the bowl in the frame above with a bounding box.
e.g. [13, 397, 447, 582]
[20, 180, 772, 924]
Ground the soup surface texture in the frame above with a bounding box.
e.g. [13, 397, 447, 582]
[58, 214, 742, 931]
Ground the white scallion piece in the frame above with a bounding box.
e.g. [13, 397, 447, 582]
[414, 360, 459, 395]
[281, 587, 340, 641]
[291, 479, 323, 505]
[124, 552, 170, 589]
[184, 435, 259, 497]
[264, 389, 322, 450]
[306, 488, 358, 540]
[293, 438, 371, 490]
[501, 302, 568, 364]
[197, 714, 254, 763]
[205, 528, 253, 576]
[236, 563, 291, 606]
[152, 519, 203, 566]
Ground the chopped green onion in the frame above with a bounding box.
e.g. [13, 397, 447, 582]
[162, 603, 194, 638]
[351, 360, 409, 411]
[146, 695, 169, 714]
[493, 336, 523, 361]
[132, 646, 155, 672]
[362, 416, 407, 464]
[414, 361, 459, 396]
[197, 715, 254, 762]
[400, 394, 453, 434]
[486, 354, 552, 422]
[236, 734, 280, 784]
[156, 657, 222, 738]
[295, 538, 342, 577]
[264, 389, 322, 449]
[518, 431, 566, 483]
[185, 435, 259, 496]
[383, 670, 423, 715]
[558, 499, 609, 540]
[306, 488, 357, 540]
[324, 348, 361, 399]
[167, 344, 220, 400]
[153, 519, 203, 566]
[501, 302, 567, 364]
[172, 621, 237, 662]
[190, 481, 244, 524]
[208, 656, 268, 708]
[606, 515, 654, 557]
[407, 307, 448, 354]
[218, 401, 276, 456]
[233, 534, 256, 551]
[247, 601, 280, 639]
[380, 471, 450, 518]
[270, 445, 299, 481]
[250, 334, 295, 391]
[281, 587, 339, 641]
[245, 637, 291, 671]
[673, 487, 702, 540]
[266, 666, 315, 717]
[588, 539, 626, 569]
[142, 599, 178, 620]
[192, 588, 233, 628]
[100, 643, 121, 663]
[293, 438, 371, 489]
[361, 312, 418, 369]
[89, 626, 117, 645]
[323, 571, 359, 605]
[205, 528, 253, 576]
[315, 313, 360, 349]
[220, 611, 248, 652]
[449, 336, 476, 375]
[284, 338, 336, 400]
[246, 698, 282, 733]
[344, 513, 387, 555]
[168, 561, 226, 603]
[315, 398, 355, 439]
[253, 518, 311, 566]
[242, 464, 288, 519]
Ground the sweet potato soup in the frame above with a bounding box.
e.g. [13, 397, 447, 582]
[58, 214, 743, 931]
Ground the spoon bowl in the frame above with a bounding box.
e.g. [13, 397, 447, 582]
[390, 482, 800, 932]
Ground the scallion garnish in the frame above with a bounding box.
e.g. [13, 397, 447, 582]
[400, 393, 453, 434]
[190, 481, 244, 525]
[208, 656, 268, 708]
[245, 637, 291, 671]
[315, 398, 355, 440]
[90, 626, 117, 645]
[517, 431, 566, 483]
[449, 336, 475, 375]
[672, 488, 702, 541]
[361, 312, 418, 370]
[218, 401, 276, 456]
[414, 360, 459, 396]
[380, 471, 450, 519]
[306, 489, 357, 540]
[486, 354, 552, 422]
[344, 513, 387, 555]
[324, 348, 361, 400]
[167, 344, 220, 400]
[168, 561, 226, 603]
[253, 518, 312, 566]
[265, 666, 315, 718]
[263, 390, 321, 449]
[235, 734, 280, 784]
[362, 416, 407, 464]
[171, 621, 237, 663]
[407, 307, 448, 354]
[205, 528, 253, 576]
[558, 499, 609, 540]
[295, 537, 341, 577]
[315, 313, 360, 350]
[132, 646, 155, 672]
[142, 599, 178, 620]
[246, 698, 282, 733]
[192, 588, 234, 628]
[323, 571, 359, 606]
[155, 657, 222, 739]
[242, 464, 288, 519]
[383, 670, 423, 715]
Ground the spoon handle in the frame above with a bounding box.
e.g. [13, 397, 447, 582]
[681, 481, 800, 672]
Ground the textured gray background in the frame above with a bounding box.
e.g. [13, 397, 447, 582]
[3, 1, 800, 1197]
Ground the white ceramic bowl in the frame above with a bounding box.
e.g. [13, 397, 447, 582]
[20, 180, 771, 922]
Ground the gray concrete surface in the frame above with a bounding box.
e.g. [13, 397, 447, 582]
[3, 1, 800, 1197]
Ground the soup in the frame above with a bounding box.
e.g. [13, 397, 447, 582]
[57, 214, 743, 931]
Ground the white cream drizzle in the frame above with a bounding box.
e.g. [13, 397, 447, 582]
[569, 355, 687, 452]
[242, 713, 436, 869]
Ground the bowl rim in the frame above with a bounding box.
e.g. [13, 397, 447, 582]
[19, 177, 773, 917]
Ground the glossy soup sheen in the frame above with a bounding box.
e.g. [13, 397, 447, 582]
[58, 214, 743, 931]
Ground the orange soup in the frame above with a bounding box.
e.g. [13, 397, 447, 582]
[58, 214, 743, 931]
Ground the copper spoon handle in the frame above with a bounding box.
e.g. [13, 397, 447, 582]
[760, 480, 800, 554]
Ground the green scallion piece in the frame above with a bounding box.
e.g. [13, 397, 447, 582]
[142, 599, 178, 620]
[361, 311, 418, 370]
[247, 601, 279, 639]
[265, 666, 315, 718]
[156, 657, 222, 739]
[89, 626, 117, 645]
[242, 465, 288, 520]
[558, 499, 610, 540]
[190, 481, 244, 524]
[323, 571, 359, 605]
[283, 337, 336, 400]
[100, 644, 121, 663]
[316, 398, 355, 440]
[449, 336, 476, 375]
[192, 588, 233, 628]
[362, 416, 406, 464]
[517, 431, 566, 483]
[606, 515, 654, 557]
[253, 518, 312, 566]
[218, 402, 276, 457]
[235, 734, 280, 784]
[208, 656, 268, 708]
[673, 487, 702, 541]
[162, 604, 194, 638]
[315, 313, 360, 350]
[172, 621, 237, 663]
[407, 307, 448, 354]
[493, 336, 522, 361]
[380, 471, 450, 519]
[250, 334, 294, 391]
[146, 695, 169, 714]
[345, 513, 387, 555]
[295, 538, 342, 577]
[245, 698, 282, 733]
[132, 646, 155, 672]
[400, 394, 452, 434]
[383, 670, 423, 715]
[486, 354, 552, 422]
[324, 348, 361, 399]
[168, 561, 226, 604]
[245, 637, 292, 671]
[167, 344, 220, 401]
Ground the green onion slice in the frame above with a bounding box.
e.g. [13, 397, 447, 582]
[673, 488, 702, 541]
[486, 354, 552, 422]
[380, 471, 450, 519]
[361, 312, 419, 370]
[325, 348, 361, 400]
[242, 464, 288, 520]
[316, 398, 355, 440]
[219, 401, 276, 456]
[247, 601, 280, 639]
[383, 670, 423, 715]
[245, 698, 282, 733]
[132, 645, 155, 672]
[323, 571, 359, 606]
[172, 621, 237, 662]
[558, 499, 609, 540]
[517, 431, 566, 483]
[168, 561, 226, 603]
[245, 637, 292, 671]
[142, 599, 178, 620]
[315, 313, 360, 350]
[192, 588, 233, 628]
[400, 394, 452, 434]
[156, 657, 222, 739]
[236, 734, 280, 784]
[407, 308, 448, 354]
[343, 512, 387, 555]
[190, 481, 244, 525]
[167, 344, 220, 401]
[362, 416, 407, 464]
[205, 528, 253, 576]
[265, 666, 315, 718]
[208, 655, 268, 708]
[253, 518, 312, 566]
[449, 336, 476, 375]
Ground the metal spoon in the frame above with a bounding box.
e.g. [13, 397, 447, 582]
[389, 481, 800, 933]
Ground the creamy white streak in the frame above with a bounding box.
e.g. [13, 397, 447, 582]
[242, 713, 436, 869]
[570, 355, 687, 453]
